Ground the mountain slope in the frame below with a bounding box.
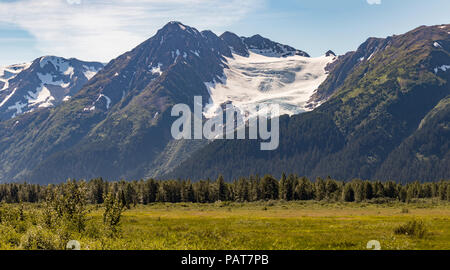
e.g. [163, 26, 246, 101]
[375, 95, 450, 181]
[0, 57, 103, 120]
[0, 22, 316, 183]
[167, 24, 450, 182]
[0, 22, 227, 183]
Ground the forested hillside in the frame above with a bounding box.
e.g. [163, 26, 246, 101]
[168, 25, 450, 182]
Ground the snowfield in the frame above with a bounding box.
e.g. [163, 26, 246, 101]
[0, 63, 31, 91]
[204, 52, 335, 118]
[0, 57, 104, 119]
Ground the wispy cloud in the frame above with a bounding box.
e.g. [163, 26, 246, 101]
[367, 0, 381, 5]
[0, 0, 264, 62]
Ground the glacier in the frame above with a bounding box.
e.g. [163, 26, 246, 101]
[204, 52, 335, 119]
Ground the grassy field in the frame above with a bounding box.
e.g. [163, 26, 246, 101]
[1, 200, 449, 250]
[79, 200, 450, 250]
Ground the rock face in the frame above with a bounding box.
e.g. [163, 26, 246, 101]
[220, 31, 250, 57]
[220, 32, 310, 58]
[242, 34, 310, 57]
[325, 50, 336, 57]
[0, 57, 103, 120]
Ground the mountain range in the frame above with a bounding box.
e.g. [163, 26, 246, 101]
[0, 22, 448, 184]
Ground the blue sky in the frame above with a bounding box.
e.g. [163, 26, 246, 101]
[0, 0, 449, 66]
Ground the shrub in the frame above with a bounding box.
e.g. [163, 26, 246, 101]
[0, 203, 19, 225]
[20, 226, 61, 250]
[368, 197, 395, 204]
[0, 225, 21, 248]
[103, 193, 125, 238]
[52, 180, 90, 233]
[85, 220, 104, 239]
[394, 220, 428, 238]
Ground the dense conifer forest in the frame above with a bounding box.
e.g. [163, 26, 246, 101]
[2, 175, 449, 205]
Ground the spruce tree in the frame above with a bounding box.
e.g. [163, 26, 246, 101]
[447, 185, 450, 202]
[279, 173, 287, 200]
[216, 175, 228, 201]
[314, 177, 326, 201]
[342, 183, 355, 202]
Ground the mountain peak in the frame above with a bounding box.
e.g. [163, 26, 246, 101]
[242, 34, 310, 57]
[166, 21, 187, 29]
[158, 21, 199, 36]
[220, 31, 249, 57]
[325, 50, 336, 57]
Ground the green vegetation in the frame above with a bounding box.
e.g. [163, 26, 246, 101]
[0, 178, 449, 250]
[394, 219, 428, 238]
[2, 176, 450, 204]
[0, 200, 449, 250]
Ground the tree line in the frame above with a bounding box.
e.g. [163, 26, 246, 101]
[1, 174, 450, 205]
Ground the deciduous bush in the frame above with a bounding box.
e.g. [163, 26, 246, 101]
[20, 226, 61, 250]
[394, 220, 428, 238]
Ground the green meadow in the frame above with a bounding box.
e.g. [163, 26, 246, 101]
[12, 200, 450, 250]
[1, 200, 449, 250]
[108, 201, 450, 250]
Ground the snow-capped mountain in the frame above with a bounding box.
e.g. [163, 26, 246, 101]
[0, 21, 324, 183]
[74, 21, 325, 120]
[204, 27, 333, 119]
[0, 56, 104, 120]
[1, 21, 448, 184]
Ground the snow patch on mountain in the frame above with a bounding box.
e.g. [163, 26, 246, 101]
[26, 85, 55, 108]
[8, 101, 27, 118]
[191, 50, 200, 57]
[37, 73, 69, 88]
[83, 65, 101, 80]
[84, 93, 112, 111]
[64, 66, 75, 78]
[0, 63, 32, 91]
[434, 65, 450, 74]
[98, 94, 111, 109]
[204, 52, 335, 118]
[433, 42, 442, 48]
[0, 87, 18, 107]
[0, 79, 8, 91]
[151, 63, 163, 75]
[40, 56, 72, 75]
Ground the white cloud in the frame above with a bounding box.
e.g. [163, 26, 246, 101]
[367, 0, 381, 4]
[0, 0, 264, 63]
